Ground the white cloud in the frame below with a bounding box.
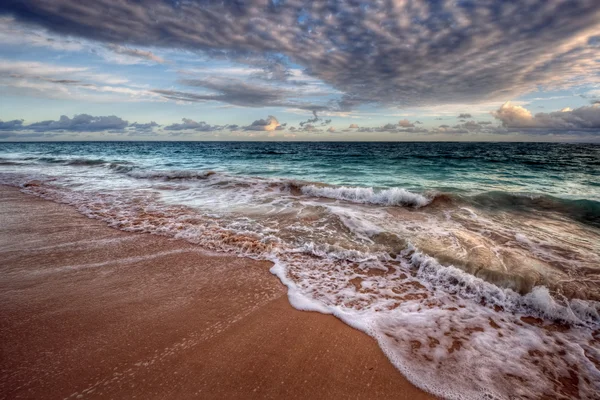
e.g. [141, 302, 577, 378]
[492, 102, 600, 131]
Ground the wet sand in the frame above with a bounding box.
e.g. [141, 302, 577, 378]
[0, 185, 433, 399]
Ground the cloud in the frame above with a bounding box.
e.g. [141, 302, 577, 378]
[299, 110, 320, 126]
[0, 16, 84, 51]
[0, 114, 161, 138]
[154, 78, 330, 111]
[28, 114, 128, 132]
[164, 118, 222, 132]
[455, 121, 485, 131]
[0, 59, 163, 103]
[243, 116, 281, 131]
[349, 124, 359, 129]
[327, 126, 335, 133]
[382, 123, 398, 132]
[0, 131, 61, 140]
[107, 44, 164, 64]
[398, 119, 415, 128]
[0, 119, 24, 130]
[458, 113, 473, 119]
[297, 123, 323, 133]
[2, 1, 599, 108]
[129, 121, 160, 135]
[492, 102, 600, 132]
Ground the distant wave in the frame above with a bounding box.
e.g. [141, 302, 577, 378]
[65, 158, 109, 166]
[5, 154, 600, 221]
[36, 157, 108, 165]
[0, 159, 24, 166]
[31, 156, 125, 167]
[126, 169, 217, 180]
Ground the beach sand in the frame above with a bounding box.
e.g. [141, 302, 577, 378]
[0, 185, 434, 399]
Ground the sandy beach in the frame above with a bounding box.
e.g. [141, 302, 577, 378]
[0, 185, 433, 399]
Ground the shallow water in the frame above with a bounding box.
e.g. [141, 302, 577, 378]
[1, 141, 599, 399]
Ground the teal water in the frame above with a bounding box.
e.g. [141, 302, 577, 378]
[1, 141, 599, 199]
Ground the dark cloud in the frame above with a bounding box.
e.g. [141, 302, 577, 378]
[107, 44, 164, 63]
[0, 119, 24, 130]
[298, 123, 322, 133]
[130, 121, 159, 130]
[356, 122, 428, 134]
[2, 1, 599, 108]
[48, 79, 81, 85]
[164, 118, 222, 132]
[299, 110, 320, 127]
[153, 78, 330, 111]
[298, 111, 332, 127]
[0, 115, 153, 137]
[243, 116, 281, 131]
[454, 121, 485, 131]
[492, 102, 600, 133]
[28, 114, 128, 132]
[458, 113, 473, 119]
[128, 121, 160, 135]
[351, 119, 505, 136]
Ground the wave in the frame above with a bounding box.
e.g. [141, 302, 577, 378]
[468, 191, 600, 227]
[65, 158, 108, 166]
[406, 247, 599, 327]
[17, 156, 132, 168]
[105, 164, 600, 222]
[0, 159, 24, 166]
[125, 169, 217, 180]
[300, 184, 431, 207]
[4, 154, 599, 225]
[36, 157, 107, 165]
[259, 150, 291, 155]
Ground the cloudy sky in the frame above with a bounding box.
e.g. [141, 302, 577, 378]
[0, 0, 599, 141]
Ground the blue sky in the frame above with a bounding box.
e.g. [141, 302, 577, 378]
[0, 1, 599, 141]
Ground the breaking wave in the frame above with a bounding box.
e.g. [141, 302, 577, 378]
[300, 184, 431, 207]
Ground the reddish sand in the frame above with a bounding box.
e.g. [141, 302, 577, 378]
[0, 186, 434, 399]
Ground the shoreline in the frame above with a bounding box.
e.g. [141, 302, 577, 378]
[0, 185, 434, 399]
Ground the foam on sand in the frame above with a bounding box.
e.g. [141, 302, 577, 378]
[1, 170, 599, 400]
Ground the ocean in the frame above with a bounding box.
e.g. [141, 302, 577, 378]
[1, 141, 599, 399]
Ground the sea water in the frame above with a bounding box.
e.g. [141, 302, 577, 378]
[1, 141, 599, 399]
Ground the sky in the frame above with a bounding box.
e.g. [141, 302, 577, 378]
[0, 0, 599, 142]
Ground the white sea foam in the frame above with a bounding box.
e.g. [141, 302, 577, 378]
[271, 246, 600, 399]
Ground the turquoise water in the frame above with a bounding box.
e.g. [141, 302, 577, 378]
[1, 141, 599, 198]
[1, 141, 600, 399]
